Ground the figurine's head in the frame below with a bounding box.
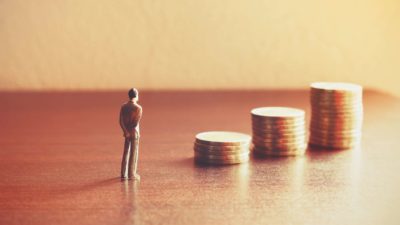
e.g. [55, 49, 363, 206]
[128, 88, 139, 101]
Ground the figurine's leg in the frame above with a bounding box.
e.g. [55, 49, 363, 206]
[133, 137, 140, 179]
[121, 138, 131, 179]
[128, 137, 140, 180]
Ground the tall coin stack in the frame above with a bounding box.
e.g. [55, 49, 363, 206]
[194, 131, 251, 165]
[251, 107, 307, 156]
[309, 82, 363, 149]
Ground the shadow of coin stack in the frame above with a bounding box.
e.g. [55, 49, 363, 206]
[251, 107, 307, 156]
[309, 82, 363, 149]
[194, 131, 251, 165]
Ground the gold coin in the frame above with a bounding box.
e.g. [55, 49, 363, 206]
[252, 133, 306, 141]
[252, 127, 305, 135]
[252, 133, 306, 140]
[310, 92, 363, 100]
[308, 142, 360, 150]
[311, 119, 363, 126]
[310, 134, 362, 140]
[308, 141, 360, 150]
[252, 140, 306, 149]
[311, 108, 363, 115]
[309, 137, 361, 145]
[194, 142, 249, 149]
[310, 82, 363, 94]
[310, 107, 363, 114]
[310, 127, 362, 134]
[253, 148, 306, 157]
[310, 123, 363, 131]
[194, 147, 250, 156]
[251, 121, 305, 130]
[194, 143, 249, 151]
[252, 124, 306, 133]
[311, 116, 364, 124]
[251, 107, 305, 121]
[310, 94, 362, 101]
[311, 97, 363, 105]
[309, 132, 362, 139]
[309, 127, 362, 135]
[195, 131, 251, 147]
[251, 118, 304, 126]
[253, 144, 307, 152]
[251, 114, 305, 120]
[310, 99, 363, 106]
[309, 136, 362, 144]
[194, 151, 249, 160]
[195, 155, 249, 165]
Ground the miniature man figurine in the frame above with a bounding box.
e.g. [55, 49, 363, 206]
[120, 88, 142, 181]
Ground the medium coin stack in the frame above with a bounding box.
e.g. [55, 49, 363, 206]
[309, 82, 363, 149]
[251, 107, 307, 156]
[194, 131, 251, 165]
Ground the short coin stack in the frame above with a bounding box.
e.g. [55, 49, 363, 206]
[194, 131, 251, 165]
[251, 107, 307, 156]
[309, 82, 363, 149]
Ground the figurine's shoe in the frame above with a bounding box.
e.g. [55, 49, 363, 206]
[120, 176, 129, 181]
[133, 174, 141, 181]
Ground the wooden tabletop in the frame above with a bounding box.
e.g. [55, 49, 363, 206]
[1, 90, 400, 225]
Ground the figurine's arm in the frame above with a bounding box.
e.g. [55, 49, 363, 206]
[133, 107, 143, 136]
[119, 108, 129, 137]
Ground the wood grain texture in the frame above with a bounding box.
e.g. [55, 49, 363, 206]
[0, 90, 400, 225]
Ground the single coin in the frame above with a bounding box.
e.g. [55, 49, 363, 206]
[309, 137, 361, 146]
[252, 144, 307, 154]
[309, 126, 362, 133]
[194, 142, 249, 150]
[309, 133, 362, 139]
[310, 91, 363, 100]
[311, 137, 361, 143]
[253, 134, 307, 141]
[252, 143, 307, 151]
[310, 117, 364, 123]
[252, 126, 305, 133]
[194, 147, 250, 156]
[309, 128, 362, 136]
[253, 148, 306, 157]
[252, 141, 306, 149]
[308, 142, 360, 150]
[311, 96, 363, 105]
[310, 134, 362, 139]
[251, 121, 305, 130]
[310, 82, 363, 94]
[195, 131, 251, 146]
[251, 107, 305, 119]
[252, 127, 306, 135]
[309, 121, 363, 129]
[311, 109, 364, 116]
[195, 155, 249, 165]
[310, 93, 363, 101]
[194, 151, 250, 160]
[312, 105, 362, 113]
[310, 127, 363, 133]
[251, 120, 305, 128]
[251, 117, 305, 126]
[252, 134, 306, 142]
[310, 117, 363, 125]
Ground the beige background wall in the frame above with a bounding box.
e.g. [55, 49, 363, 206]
[0, 0, 399, 95]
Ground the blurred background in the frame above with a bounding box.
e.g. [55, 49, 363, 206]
[0, 0, 399, 95]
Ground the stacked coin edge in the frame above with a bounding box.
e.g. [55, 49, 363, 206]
[251, 107, 307, 156]
[309, 82, 363, 149]
[194, 131, 251, 165]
